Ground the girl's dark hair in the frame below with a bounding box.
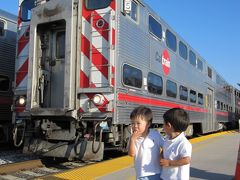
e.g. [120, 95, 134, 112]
[130, 106, 153, 124]
[163, 108, 190, 132]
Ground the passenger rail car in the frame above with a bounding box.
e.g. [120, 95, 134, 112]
[17, 0, 237, 160]
[0, 9, 17, 143]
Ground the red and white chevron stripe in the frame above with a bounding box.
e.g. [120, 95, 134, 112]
[14, 0, 33, 113]
[80, 1, 116, 113]
[15, 0, 31, 89]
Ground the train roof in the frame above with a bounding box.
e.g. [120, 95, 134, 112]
[0, 9, 17, 23]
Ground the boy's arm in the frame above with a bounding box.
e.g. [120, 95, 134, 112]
[160, 157, 191, 167]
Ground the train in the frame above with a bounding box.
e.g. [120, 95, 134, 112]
[0, 9, 17, 143]
[11, 0, 240, 161]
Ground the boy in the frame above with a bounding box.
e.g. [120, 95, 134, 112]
[128, 106, 164, 180]
[160, 108, 192, 180]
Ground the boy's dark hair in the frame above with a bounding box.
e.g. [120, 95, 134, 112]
[163, 108, 189, 132]
[130, 106, 153, 124]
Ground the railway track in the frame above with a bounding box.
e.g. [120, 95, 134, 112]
[0, 157, 96, 179]
[0, 150, 126, 179]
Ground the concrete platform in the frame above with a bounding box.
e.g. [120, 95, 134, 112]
[39, 130, 240, 180]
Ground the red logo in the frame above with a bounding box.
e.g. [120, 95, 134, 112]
[162, 49, 170, 75]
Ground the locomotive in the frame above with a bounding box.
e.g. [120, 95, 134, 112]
[12, 0, 239, 161]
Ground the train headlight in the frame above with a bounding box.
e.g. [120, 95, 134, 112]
[17, 96, 26, 106]
[92, 94, 105, 106]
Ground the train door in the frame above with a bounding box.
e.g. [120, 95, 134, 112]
[207, 88, 214, 131]
[37, 22, 66, 108]
[27, 0, 78, 111]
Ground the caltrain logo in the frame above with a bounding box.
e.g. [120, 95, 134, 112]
[162, 49, 171, 75]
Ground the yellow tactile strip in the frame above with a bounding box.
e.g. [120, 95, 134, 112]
[37, 130, 237, 180]
[38, 156, 133, 180]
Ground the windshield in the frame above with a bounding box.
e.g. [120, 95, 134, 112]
[85, 0, 112, 10]
[20, 0, 35, 21]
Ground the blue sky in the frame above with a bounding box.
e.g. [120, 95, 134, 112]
[1, 0, 240, 88]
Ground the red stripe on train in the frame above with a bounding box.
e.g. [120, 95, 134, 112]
[81, 34, 109, 80]
[92, 12, 109, 41]
[118, 93, 208, 113]
[81, 34, 90, 59]
[0, 97, 12, 105]
[111, 66, 115, 86]
[80, 70, 90, 88]
[16, 58, 29, 87]
[17, 27, 30, 56]
[82, 0, 116, 41]
[112, 28, 115, 46]
[82, 3, 109, 42]
[92, 46, 108, 80]
[215, 111, 228, 117]
[110, 0, 116, 10]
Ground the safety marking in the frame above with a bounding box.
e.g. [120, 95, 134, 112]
[39, 156, 133, 180]
[189, 130, 237, 144]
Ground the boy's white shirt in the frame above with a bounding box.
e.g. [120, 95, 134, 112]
[161, 132, 192, 180]
[134, 129, 164, 178]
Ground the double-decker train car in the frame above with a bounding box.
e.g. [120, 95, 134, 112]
[15, 0, 238, 161]
[0, 9, 17, 143]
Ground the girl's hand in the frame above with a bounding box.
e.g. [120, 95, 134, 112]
[131, 130, 142, 141]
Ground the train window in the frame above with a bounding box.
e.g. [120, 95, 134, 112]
[166, 80, 177, 98]
[190, 90, 196, 103]
[208, 67, 212, 79]
[126, 0, 138, 21]
[179, 85, 188, 101]
[179, 41, 187, 60]
[0, 75, 10, 92]
[166, 30, 177, 52]
[20, 0, 35, 21]
[189, 50, 196, 67]
[0, 21, 4, 36]
[197, 58, 203, 71]
[220, 102, 223, 110]
[198, 93, 203, 105]
[85, 0, 112, 10]
[56, 31, 65, 59]
[123, 64, 142, 88]
[149, 15, 162, 40]
[217, 101, 220, 109]
[147, 72, 163, 95]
